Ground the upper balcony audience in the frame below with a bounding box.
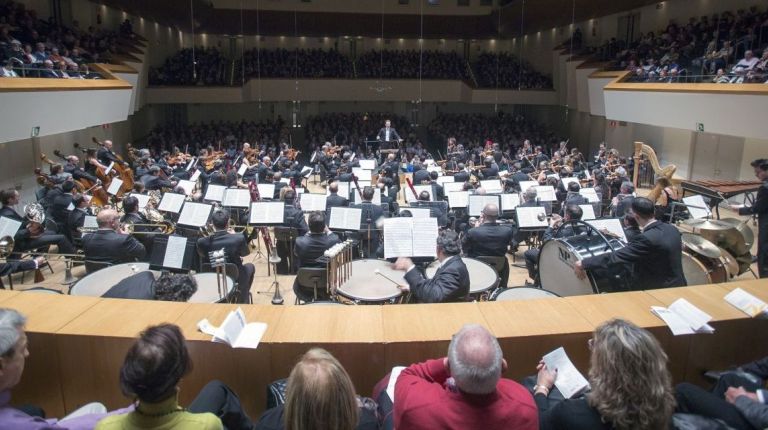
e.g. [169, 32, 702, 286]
[473, 52, 553, 89]
[356, 49, 469, 80]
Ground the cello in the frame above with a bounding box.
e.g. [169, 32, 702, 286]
[91, 137, 135, 193]
[47, 151, 110, 207]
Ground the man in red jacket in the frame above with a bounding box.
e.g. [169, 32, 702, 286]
[386, 324, 538, 430]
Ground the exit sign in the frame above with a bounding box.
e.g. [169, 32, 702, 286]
[696, 123, 704, 132]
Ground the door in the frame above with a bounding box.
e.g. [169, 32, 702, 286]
[691, 133, 744, 180]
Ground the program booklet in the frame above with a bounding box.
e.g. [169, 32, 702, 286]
[197, 307, 268, 349]
[651, 298, 715, 335]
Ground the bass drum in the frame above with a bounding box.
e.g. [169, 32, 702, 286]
[681, 251, 712, 286]
[539, 234, 628, 297]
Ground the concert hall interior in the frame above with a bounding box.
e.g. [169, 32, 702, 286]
[0, 0, 767, 428]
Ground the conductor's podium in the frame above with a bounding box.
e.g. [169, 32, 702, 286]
[4, 279, 768, 419]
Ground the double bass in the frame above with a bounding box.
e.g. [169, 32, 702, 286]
[91, 137, 135, 194]
[46, 152, 110, 206]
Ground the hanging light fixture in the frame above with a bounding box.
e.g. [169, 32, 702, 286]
[370, 0, 392, 94]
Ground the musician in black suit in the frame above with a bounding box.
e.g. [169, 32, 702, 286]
[463, 203, 514, 289]
[66, 193, 91, 243]
[479, 156, 499, 179]
[81, 208, 146, 273]
[282, 189, 309, 237]
[377, 179, 399, 216]
[377, 119, 402, 150]
[197, 209, 254, 304]
[325, 181, 349, 224]
[64, 155, 99, 184]
[102, 271, 198, 301]
[610, 181, 635, 218]
[524, 204, 583, 284]
[731, 159, 768, 278]
[453, 163, 470, 183]
[511, 188, 542, 252]
[51, 180, 76, 226]
[294, 213, 342, 269]
[143, 166, 176, 191]
[272, 172, 288, 199]
[413, 166, 431, 184]
[351, 186, 386, 258]
[576, 197, 686, 290]
[392, 230, 470, 303]
[0, 256, 46, 288]
[0, 189, 75, 254]
[96, 140, 127, 167]
[413, 191, 448, 228]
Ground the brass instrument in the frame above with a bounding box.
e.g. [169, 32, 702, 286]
[0, 235, 83, 285]
[122, 221, 176, 235]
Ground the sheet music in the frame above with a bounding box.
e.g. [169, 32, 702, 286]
[447, 191, 469, 208]
[425, 159, 435, 166]
[326, 182, 350, 198]
[354, 188, 381, 205]
[177, 202, 212, 227]
[579, 204, 596, 220]
[310, 151, 317, 163]
[383, 218, 414, 258]
[561, 177, 580, 189]
[436, 175, 455, 186]
[106, 178, 123, 195]
[158, 193, 186, 213]
[579, 188, 600, 203]
[443, 182, 465, 193]
[586, 218, 627, 242]
[542, 347, 590, 399]
[584, 169, 591, 180]
[683, 195, 711, 219]
[535, 185, 557, 202]
[500, 193, 521, 211]
[546, 173, 560, 180]
[498, 170, 509, 177]
[406, 185, 434, 203]
[412, 218, 438, 257]
[83, 215, 98, 229]
[67, 202, 74, 211]
[427, 165, 442, 174]
[480, 179, 503, 193]
[329, 207, 362, 230]
[468, 195, 500, 217]
[129, 193, 150, 210]
[257, 184, 275, 199]
[222, 188, 251, 208]
[204, 185, 226, 202]
[190, 169, 202, 182]
[104, 161, 114, 175]
[519, 181, 539, 193]
[162, 235, 187, 269]
[401, 207, 432, 218]
[237, 163, 248, 176]
[357, 180, 372, 190]
[300, 193, 327, 212]
[249, 202, 285, 224]
[724, 288, 768, 317]
[352, 168, 372, 181]
[279, 178, 290, 184]
[177, 180, 196, 196]
[301, 166, 313, 178]
[349, 152, 356, 162]
[516, 206, 548, 228]
[0, 217, 22, 238]
[359, 159, 376, 170]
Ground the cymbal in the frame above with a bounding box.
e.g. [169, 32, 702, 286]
[681, 233, 721, 258]
[719, 218, 755, 249]
[683, 218, 735, 231]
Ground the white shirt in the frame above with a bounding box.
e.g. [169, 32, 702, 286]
[385, 128, 391, 142]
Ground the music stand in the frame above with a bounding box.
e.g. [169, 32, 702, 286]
[149, 235, 196, 273]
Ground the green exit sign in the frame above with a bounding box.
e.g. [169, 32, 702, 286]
[696, 123, 704, 132]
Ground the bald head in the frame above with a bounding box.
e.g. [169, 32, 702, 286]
[96, 208, 120, 230]
[447, 324, 503, 395]
[482, 203, 499, 222]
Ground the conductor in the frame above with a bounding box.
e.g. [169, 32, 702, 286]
[377, 119, 402, 151]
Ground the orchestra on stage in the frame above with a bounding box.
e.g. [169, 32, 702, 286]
[0, 118, 764, 304]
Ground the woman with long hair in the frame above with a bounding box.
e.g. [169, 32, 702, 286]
[533, 319, 675, 430]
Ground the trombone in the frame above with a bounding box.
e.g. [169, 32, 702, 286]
[0, 236, 83, 285]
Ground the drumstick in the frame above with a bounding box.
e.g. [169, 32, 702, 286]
[374, 269, 404, 288]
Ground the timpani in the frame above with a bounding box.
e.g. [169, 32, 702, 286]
[69, 262, 155, 297]
[336, 259, 404, 304]
[190, 273, 236, 303]
[425, 257, 498, 300]
[492, 287, 560, 301]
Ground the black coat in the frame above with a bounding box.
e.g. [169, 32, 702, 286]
[197, 230, 250, 268]
[582, 220, 686, 290]
[413, 169, 431, 184]
[284, 205, 309, 236]
[102, 271, 156, 300]
[404, 256, 470, 303]
[82, 229, 146, 272]
[453, 171, 470, 183]
[463, 222, 515, 257]
[294, 232, 341, 269]
[51, 193, 74, 224]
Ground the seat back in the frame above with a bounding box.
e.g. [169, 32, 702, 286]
[295, 267, 328, 302]
[273, 227, 298, 242]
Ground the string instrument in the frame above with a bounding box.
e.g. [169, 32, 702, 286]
[351, 173, 363, 200]
[286, 148, 301, 161]
[248, 180, 274, 256]
[91, 137, 135, 193]
[74, 142, 113, 186]
[48, 151, 110, 206]
[202, 151, 225, 171]
[324, 145, 342, 157]
[33, 168, 55, 188]
[405, 177, 419, 200]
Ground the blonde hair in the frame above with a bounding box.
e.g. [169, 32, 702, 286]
[284, 348, 358, 430]
[587, 319, 675, 430]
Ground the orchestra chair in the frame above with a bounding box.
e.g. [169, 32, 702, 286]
[294, 267, 329, 304]
[18, 259, 54, 286]
[475, 255, 507, 289]
[274, 227, 298, 275]
[201, 262, 243, 304]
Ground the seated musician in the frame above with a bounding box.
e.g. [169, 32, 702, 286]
[377, 178, 398, 216]
[336, 164, 353, 183]
[272, 172, 288, 200]
[609, 166, 630, 197]
[480, 156, 499, 179]
[66, 193, 91, 243]
[622, 213, 641, 242]
[392, 230, 470, 303]
[426, 171, 445, 201]
[143, 166, 177, 191]
[82, 209, 146, 273]
[380, 153, 400, 186]
[524, 204, 583, 285]
[463, 203, 514, 289]
[511, 188, 541, 252]
[197, 209, 254, 304]
[506, 162, 531, 192]
[50, 181, 76, 228]
[102, 272, 198, 302]
[48, 163, 72, 185]
[413, 191, 448, 227]
[610, 181, 635, 218]
[0, 189, 75, 255]
[453, 163, 470, 183]
[97, 140, 128, 167]
[413, 162, 431, 184]
[325, 181, 349, 224]
[64, 155, 99, 184]
[574, 197, 686, 290]
[292, 213, 342, 301]
[560, 181, 588, 214]
[282, 189, 309, 237]
[120, 195, 157, 253]
[351, 186, 386, 258]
